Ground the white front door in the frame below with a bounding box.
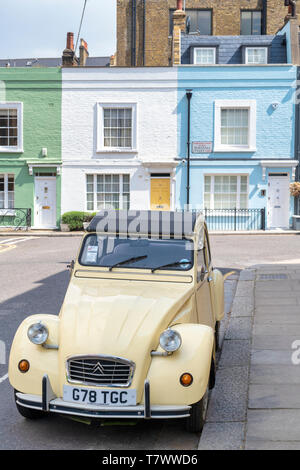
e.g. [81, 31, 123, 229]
[34, 177, 57, 229]
[267, 175, 290, 229]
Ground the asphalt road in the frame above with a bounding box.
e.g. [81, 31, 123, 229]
[0, 234, 299, 450]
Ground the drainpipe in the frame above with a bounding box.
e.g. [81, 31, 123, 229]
[186, 90, 192, 207]
[262, 0, 267, 35]
[143, 0, 146, 66]
[132, 0, 136, 66]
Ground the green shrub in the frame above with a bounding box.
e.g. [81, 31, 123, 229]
[61, 212, 97, 230]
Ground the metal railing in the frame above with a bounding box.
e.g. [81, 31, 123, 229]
[0, 208, 31, 230]
[203, 208, 265, 231]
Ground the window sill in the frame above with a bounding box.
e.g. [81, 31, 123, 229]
[0, 148, 24, 153]
[213, 146, 256, 153]
[96, 148, 138, 154]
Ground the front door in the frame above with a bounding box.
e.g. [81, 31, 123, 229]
[34, 177, 57, 229]
[267, 175, 290, 229]
[150, 175, 170, 211]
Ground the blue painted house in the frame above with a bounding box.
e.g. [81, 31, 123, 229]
[176, 21, 298, 230]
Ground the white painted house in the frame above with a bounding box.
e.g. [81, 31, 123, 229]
[61, 67, 178, 215]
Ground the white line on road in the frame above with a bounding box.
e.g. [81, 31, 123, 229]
[0, 373, 8, 384]
[0, 236, 38, 245]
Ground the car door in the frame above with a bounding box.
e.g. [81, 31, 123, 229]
[204, 228, 224, 322]
[195, 229, 214, 329]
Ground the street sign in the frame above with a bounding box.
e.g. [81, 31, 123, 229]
[192, 141, 213, 154]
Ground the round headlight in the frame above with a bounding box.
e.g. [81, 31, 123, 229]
[27, 322, 49, 345]
[159, 329, 182, 353]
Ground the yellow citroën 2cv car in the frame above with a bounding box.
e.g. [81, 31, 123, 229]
[9, 210, 224, 432]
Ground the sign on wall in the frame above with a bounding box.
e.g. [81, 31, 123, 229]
[192, 141, 213, 154]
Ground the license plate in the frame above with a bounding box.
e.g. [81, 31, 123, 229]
[63, 385, 136, 406]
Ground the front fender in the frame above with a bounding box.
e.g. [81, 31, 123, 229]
[8, 314, 60, 396]
[145, 323, 214, 406]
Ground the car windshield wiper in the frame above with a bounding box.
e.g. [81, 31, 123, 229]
[151, 260, 192, 273]
[108, 255, 148, 271]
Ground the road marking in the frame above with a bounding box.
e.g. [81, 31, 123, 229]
[0, 373, 8, 384]
[0, 236, 38, 245]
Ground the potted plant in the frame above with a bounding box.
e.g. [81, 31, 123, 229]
[290, 183, 300, 230]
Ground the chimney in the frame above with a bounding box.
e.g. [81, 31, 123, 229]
[172, 1, 186, 65]
[62, 32, 78, 67]
[79, 39, 89, 66]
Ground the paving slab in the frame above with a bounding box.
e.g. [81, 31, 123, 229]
[239, 270, 256, 281]
[219, 340, 251, 367]
[252, 334, 300, 350]
[249, 384, 300, 409]
[245, 439, 300, 450]
[231, 297, 254, 317]
[250, 364, 300, 384]
[206, 366, 249, 422]
[198, 422, 245, 450]
[225, 317, 253, 340]
[234, 280, 254, 297]
[250, 349, 293, 365]
[253, 323, 300, 336]
[246, 409, 300, 441]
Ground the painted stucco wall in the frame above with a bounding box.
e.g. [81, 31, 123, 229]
[61, 67, 178, 214]
[176, 65, 297, 224]
[0, 68, 62, 226]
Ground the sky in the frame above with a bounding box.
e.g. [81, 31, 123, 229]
[0, 0, 116, 59]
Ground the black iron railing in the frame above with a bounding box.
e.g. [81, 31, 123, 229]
[0, 208, 31, 230]
[203, 208, 265, 231]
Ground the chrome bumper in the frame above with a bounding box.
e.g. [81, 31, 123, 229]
[15, 375, 191, 420]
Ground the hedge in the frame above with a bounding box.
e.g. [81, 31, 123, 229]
[61, 211, 97, 231]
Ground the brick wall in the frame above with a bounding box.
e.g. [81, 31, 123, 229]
[117, 0, 291, 66]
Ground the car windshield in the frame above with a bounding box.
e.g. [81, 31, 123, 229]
[79, 234, 194, 271]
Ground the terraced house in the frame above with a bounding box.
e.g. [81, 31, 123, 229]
[0, 68, 62, 229]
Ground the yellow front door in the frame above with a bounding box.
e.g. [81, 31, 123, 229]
[150, 178, 170, 211]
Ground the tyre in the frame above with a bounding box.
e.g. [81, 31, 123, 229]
[185, 385, 209, 433]
[14, 390, 46, 420]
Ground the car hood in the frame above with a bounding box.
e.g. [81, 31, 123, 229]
[58, 278, 194, 395]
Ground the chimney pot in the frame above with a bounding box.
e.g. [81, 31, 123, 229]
[67, 32, 74, 51]
[177, 0, 183, 10]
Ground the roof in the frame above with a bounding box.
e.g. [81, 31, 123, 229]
[181, 34, 287, 65]
[87, 210, 204, 238]
[0, 56, 110, 68]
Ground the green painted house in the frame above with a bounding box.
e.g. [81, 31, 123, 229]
[0, 67, 61, 229]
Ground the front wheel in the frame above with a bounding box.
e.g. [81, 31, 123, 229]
[14, 390, 46, 420]
[185, 385, 209, 433]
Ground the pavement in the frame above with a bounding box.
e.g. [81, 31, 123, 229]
[199, 263, 300, 450]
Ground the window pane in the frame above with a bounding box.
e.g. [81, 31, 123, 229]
[170, 9, 211, 35]
[0, 108, 18, 147]
[88, 174, 130, 211]
[220, 109, 249, 146]
[246, 48, 267, 64]
[195, 48, 215, 64]
[103, 108, 132, 149]
[241, 11, 261, 35]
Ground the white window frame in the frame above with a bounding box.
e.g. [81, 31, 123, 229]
[97, 102, 137, 153]
[193, 47, 216, 65]
[0, 173, 15, 209]
[204, 174, 249, 210]
[214, 99, 256, 152]
[85, 173, 130, 212]
[245, 47, 268, 65]
[0, 102, 23, 153]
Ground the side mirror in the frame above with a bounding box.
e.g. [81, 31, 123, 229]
[67, 260, 75, 271]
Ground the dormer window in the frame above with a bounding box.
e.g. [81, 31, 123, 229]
[194, 47, 216, 65]
[245, 47, 268, 64]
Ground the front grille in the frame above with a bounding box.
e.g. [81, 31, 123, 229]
[66, 355, 135, 387]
